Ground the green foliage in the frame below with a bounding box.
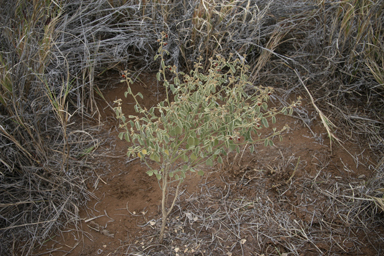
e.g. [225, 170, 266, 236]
[115, 32, 300, 242]
[116, 34, 296, 184]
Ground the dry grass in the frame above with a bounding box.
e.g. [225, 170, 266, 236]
[108, 163, 384, 255]
[0, 0, 99, 254]
[1, 0, 383, 255]
[51, 0, 384, 152]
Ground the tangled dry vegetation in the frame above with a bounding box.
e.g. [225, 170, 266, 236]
[0, 0, 383, 255]
[110, 163, 384, 255]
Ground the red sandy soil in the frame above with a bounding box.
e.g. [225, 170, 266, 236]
[34, 72, 383, 256]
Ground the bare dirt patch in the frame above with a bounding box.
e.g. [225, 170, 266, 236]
[35, 73, 383, 256]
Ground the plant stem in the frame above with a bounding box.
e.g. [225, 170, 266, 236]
[159, 173, 182, 243]
[159, 183, 167, 243]
[159, 164, 169, 243]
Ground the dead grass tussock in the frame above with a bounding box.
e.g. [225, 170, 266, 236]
[0, 0, 99, 254]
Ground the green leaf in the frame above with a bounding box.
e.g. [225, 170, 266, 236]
[188, 137, 194, 147]
[118, 132, 124, 140]
[206, 158, 213, 166]
[190, 153, 197, 161]
[174, 76, 180, 85]
[262, 102, 268, 110]
[175, 126, 182, 135]
[272, 116, 276, 124]
[217, 155, 223, 164]
[198, 170, 204, 176]
[261, 117, 269, 128]
[245, 128, 251, 141]
[182, 154, 188, 162]
[137, 92, 143, 99]
[264, 139, 269, 147]
[241, 74, 248, 81]
[155, 142, 160, 151]
[136, 121, 142, 130]
[198, 73, 206, 81]
[124, 133, 130, 142]
[169, 128, 176, 137]
[169, 171, 174, 178]
[146, 170, 154, 176]
[156, 174, 162, 180]
[229, 143, 237, 151]
[229, 64, 236, 73]
[269, 140, 274, 146]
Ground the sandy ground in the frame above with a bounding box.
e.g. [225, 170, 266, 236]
[35, 72, 383, 256]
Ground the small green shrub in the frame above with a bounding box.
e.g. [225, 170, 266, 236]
[114, 32, 300, 243]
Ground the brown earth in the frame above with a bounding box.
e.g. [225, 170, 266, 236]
[34, 72, 383, 256]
